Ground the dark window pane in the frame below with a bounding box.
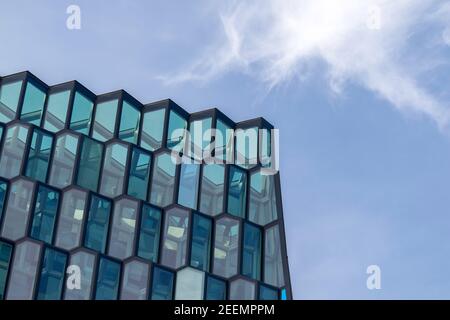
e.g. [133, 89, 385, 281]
[69, 91, 94, 135]
[150, 152, 176, 207]
[0, 241, 12, 300]
[190, 214, 212, 271]
[151, 266, 174, 300]
[92, 100, 118, 142]
[127, 148, 151, 201]
[95, 258, 120, 300]
[205, 276, 226, 300]
[25, 129, 53, 183]
[177, 163, 200, 209]
[227, 166, 247, 218]
[30, 186, 59, 244]
[166, 110, 186, 152]
[137, 204, 161, 262]
[37, 248, 67, 300]
[76, 137, 103, 192]
[20, 81, 46, 125]
[199, 164, 224, 216]
[84, 195, 111, 253]
[119, 100, 140, 144]
[43, 90, 70, 132]
[259, 285, 278, 300]
[0, 80, 22, 123]
[140, 109, 165, 151]
[0, 181, 7, 223]
[242, 223, 261, 280]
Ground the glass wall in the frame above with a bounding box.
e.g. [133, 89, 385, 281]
[0, 80, 23, 123]
[264, 225, 285, 288]
[48, 133, 79, 188]
[151, 266, 174, 300]
[69, 91, 94, 135]
[119, 100, 140, 144]
[242, 223, 261, 280]
[43, 90, 70, 132]
[120, 260, 150, 300]
[166, 110, 186, 152]
[0, 180, 7, 222]
[0, 124, 29, 179]
[76, 137, 103, 192]
[160, 207, 189, 269]
[249, 171, 278, 225]
[177, 163, 200, 209]
[137, 204, 161, 262]
[213, 217, 240, 278]
[235, 127, 258, 168]
[84, 195, 112, 253]
[259, 284, 279, 300]
[215, 119, 233, 162]
[0, 241, 12, 300]
[92, 100, 118, 142]
[108, 198, 138, 260]
[199, 164, 224, 216]
[140, 108, 165, 151]
[20, 81, 46, 125]
[149, 152, 176, 207]
[229, 278, 256, 300]
[30, 185, 60, 244]
[64, 250, 96, 300]
[175, 267, 205, 300]
[190, 213, 212, 271]
[127, 147, 151, 201]
[189, 118, 212, 161]
[99, 142, 128, 198]
[25, 129, 53, 183]
[36, 248, 67, 300]
[227, 166, 247, 218]
[205, 276, 226, 300]
[95, 257, 121, 300]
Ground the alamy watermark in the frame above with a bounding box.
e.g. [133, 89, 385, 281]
[366, 265, 381, 290]
[66, 5, 81, 30]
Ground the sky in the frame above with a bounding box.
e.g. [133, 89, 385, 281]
[1, 0, 450, 299]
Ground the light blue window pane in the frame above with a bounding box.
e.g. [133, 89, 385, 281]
[119, 100, 140, 144]
[177, 163, 200, 209]
[31, 186, 59, 244]
[37, 248, 67, 300]
[92, 100, 118, 142]
[205, 276, 226, 300]
[0, 241, 12, 300]
[69, 91, 94, 135]
[190, 214, 212, 271]
[99, 143, 128, 198]
[160, 207, 189, 269]
[127, 148, 151, 201]
[120, 260, 150, 300]
[199, 164, 224, 216]
[25, 129, 53, 183]
[213, 217, 240, 278]
[235, 127, 258, 168]
[281, 288, 287, 300]
[0, 124, 29, 179]
[190, 118, 212, 160]
[166, 110, 186, 152]
[0, 126, 2, 141]
[76, 137, 103, 192]
[264, 225, 284, 287]
[227, 166, 247, 218]
[0, 81, 22, 123]
[259, 285, 278, 300]
[150, 153, 176, 207]
[249, 171, 278, 226]
[260, 128, 272, 167]
[140, 109, 165, 151]
[20, 81, 46, 125]
[64, 250, 96, 300]
[137, 204, 161, 262]
[229, 278, 255, 300]
[151, 267, 174, 300]
[48, 133, 79, 189]
[215, 119, 233, 162]
[242, 223, 261, 280]
[84, 195, 111, 253]
[43, 90, 70, 132]
[0, 181, 7, 224]
[95, 258, 120, 300]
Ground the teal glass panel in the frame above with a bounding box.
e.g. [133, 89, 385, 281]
[37, 248, 67, 300]
[127, 147, 151, 201]
[43, 90, 70, 132]
[137, 204, 161, 262]
[242, 223, 261, 280]
[235, 127, 258, 168]
[0, 241, 12, 300]
[151, 266, 174, 300]
[215, 119, 233, 162]
[140, 108, 165, 151]
[76, 137, 103, 192]
[92, 99, 118, 142]
[120, 260, 150, 300]
[213, 217, 240, 278]
[0, 181, 7, 223]
[259, 285, 279, 300]
[149, 152, 176, 207]
[0, 124, 29, 179]
[166, 110, 186, 152]
[281, 288, 287, 300]
[48, 133, 79, 189]
[160, 207, 189, 269]
[0, 80, 22, 123]
[199, 164, 224, 216]
[190, 214, 212, 271]
[205, 276, 226, 300]
[95, 258, 120, 300]
[264, 225, 284, 287]
[119, 100, 140, 143]
[260, 128, 272, 167]
[84, 195, 111, 253]
[249, 171, 278, 225]
[177, 163, 200, 209]
[20, 81, 46, 125]
[30, 185, 59, 244]
[69, 91, 94, 135]
[189, 118, 212, 160]
[25, 129, 53, 183]
[227, 166, 247, 218]
[99, 142, 128, 198]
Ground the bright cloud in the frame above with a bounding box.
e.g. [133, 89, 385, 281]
[165, 0, 450, 128]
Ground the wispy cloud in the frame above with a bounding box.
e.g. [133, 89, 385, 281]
[163, 0, 450, 128]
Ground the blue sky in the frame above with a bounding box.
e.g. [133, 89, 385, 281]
[1, 0, 450, 299]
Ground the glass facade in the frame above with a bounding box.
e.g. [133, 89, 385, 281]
[0, 71, 291, 300]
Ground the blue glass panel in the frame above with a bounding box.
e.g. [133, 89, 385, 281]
[30, 186, 59, 244]
[37, 248, 67, 300]
[242, 223, 261, 280]
[259, 285, 279, 300]
[205, 276, 226, 300]
[95, 258, 120, 300]
[215, 119, 233, 162]
[177, 164, 200, 209]
[0, 80, 23, 123]
[281, 288, 287, 300]
[199, 164, 225, 215]
[151, 267, 174, 300]
[92, 100, 118, 142]
[127, 147, 151, 201]
[20, 81, 46, 125]
[227, 166, 247, 218]
[149, 153, 176, 207]
[137, 204, 161, 262]
[25, 129, 53, 183]
[84, 195, 111, 253]
[140, 109, 165, 151]
[43, 90, 70, 132]
[69, 91, 94, 135]
[76, 137, 103, 192]
[166, 110, 186, 151]
[119, 100, 140, 144]
[189, 118, 212, 160]
[0, 181, 7, 223]
[0, 241, 12, 300]
[190, 214, 212, 271]
[235, 127, 258, 168]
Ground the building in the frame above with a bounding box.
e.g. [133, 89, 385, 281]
[0, 71, 292, 300]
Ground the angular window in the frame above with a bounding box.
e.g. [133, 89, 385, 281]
[55, 189, 87, 250]
[205, 276, 226, 300]
[92, 99, 118, 142]
[120, 260, 150, 300]
[30, 185, 60, 244]
[137, 204, 161, 262]
[151, 266, 174, 300]
[95, 257, 121, 300]
[177, 163, 200, 209]
[69, 91, 94, 135]
[235, 127, 258, 168]
[259, 284, 279, 300]
[175, 267, 205, 300]
[84, 195, 112, 253]
[37, 248, 67, 300]
[127, 147, 151, 201]
[149, 152, 176, 207]
[99, 142, 128, 198]
[260, 128, 272, 167]
[190, 213, 212, 271]
[20, 81, 46, 125]
[0, 241, 12, 300]
[0, 180, 7, 223]
[1, 179, 34, 241]
[160, 207, 189, 269]
[242, 223, 262, 280]
[6, 240, 42, 300]
[189, 118, 212, 161]
[166, 110, 186, 152]
[213, 217, 239, 278]
[43, 90, 70, 132]
[140, 108, 165, 151]
[25, 129, 53, 183]
[227, 166, 247, 218]
[108, 198, 138, 260]
[0, 80, 23, 123]
[48, 133, 79, 188]
[199, 164, 224, 216]
[76, 137, 103, 192]
[119, 100, 140, 144]
[229, 278, 256, 300]
[264, 225, 285, 287]
[64, 250, 96, 300]
[0, 124, 29, 179]
[215, 119, 233, 162]
[249, 171, 278, 225]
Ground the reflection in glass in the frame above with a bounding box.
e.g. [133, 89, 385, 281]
[177, 163, 200, 209]
[0, 124, 29, 179]
[84, 195, 111, 253]
[20, 81, 46, 125]
[166, 110, 186, 152]
[215, 119, 233, 162]
[227, 166, 247, 218]
[190, 214, 212, 272]
[137, 204, 161, 262]
[199, 164, 224, 216]
[249, 171, 278, 225]
[95, 258, 120, 300]
[213, 217, 239, 278]
[149, 152, 176, 207]
[119, 100, 140, 143]
[264, 225, 285, 288]
[120, 260, 150, 300]
[0, 181, 7, 223]
[235, 127, 258, 168]
[0, 241, 12, 300]
[92, 100, 118, 142]
[64, 250, 96, 300]
[189, 118, 212, 160]
[229, 278, 256, 300]
[205, 276, 226, 300]
[140, 109, 165, 151]
[69, 91, 94, 135]
[99, 143, 128, 198]
[127, 147, 151, 201]
[37, 248, 67, 300]
[43, 90, 70, 132]
[242, 223, 261, 280]
[175, 268, 205, 300]
[25, 129, 53, 183]
[259, 284, 279, 300]
[151, 266, 174, 300]
[160, 207, 189, 269]
[30, 185, 60, 244]
[76, 137, 103, 192]
[0, 80, 23, 123]
[108, 198, 138, 260]
[49, 133, 79, 188]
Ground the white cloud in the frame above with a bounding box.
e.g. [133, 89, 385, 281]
[165, 0, 450, 128]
